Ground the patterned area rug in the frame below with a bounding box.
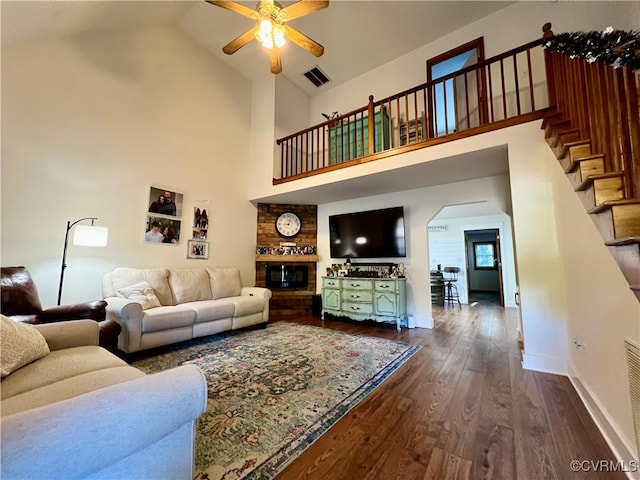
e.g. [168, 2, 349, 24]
[132, 322, 420, 480]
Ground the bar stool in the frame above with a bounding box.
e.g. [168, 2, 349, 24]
[443, 267, 461, 308]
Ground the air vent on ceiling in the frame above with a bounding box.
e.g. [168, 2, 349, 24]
[303, 66, 331, 87]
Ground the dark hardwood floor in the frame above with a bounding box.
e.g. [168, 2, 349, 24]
[271, 303, 624, 480]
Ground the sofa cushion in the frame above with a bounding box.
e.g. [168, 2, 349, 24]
[187, 300, 235, 323]
[1, 346, 126, 399]
[1, 366, 145, 416]
[168, 269, 212, 304]
[116, 281, 161, 310]
[225, 296, 265, 317]
[110, 268, 175, 306]
[141, 305, 196, 333]
[1, 315, 50, 378]
[207, 268, 242, 300]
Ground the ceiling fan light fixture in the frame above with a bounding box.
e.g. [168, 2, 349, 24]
[255, 18, 286, 50]
[259, 18, 273, 35]
[273, 25, 286, 48]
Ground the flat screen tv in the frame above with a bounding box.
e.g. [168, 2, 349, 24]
[329, 206, 406, 258]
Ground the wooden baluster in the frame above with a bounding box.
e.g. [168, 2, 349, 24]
[427, 81, 435, 139]
[609, 66, 623, 176]
[421, 86, 428, 141]
[453, 76, 460, 133]
[390, 99, 398, 149]
[542, 23, 557, 109]
[526, 48, 535, 112]
[623, 68, 640, 197]
[614, 67, 634, 198]
[368, 97, 375, 157]
[404, 93, 410, 144]
[487, 62, 495, 122]
[595, 63, 613, 172]
[500, 59, 507, 120]
[443, 78, 449, 135]
[513, 53, 521, 116]
[395, 97, 401, 146]
[413, 91, 422, 143]
[463, 73, 470, 130]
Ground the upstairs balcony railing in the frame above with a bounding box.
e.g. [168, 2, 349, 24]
[275, 28, 551, 184]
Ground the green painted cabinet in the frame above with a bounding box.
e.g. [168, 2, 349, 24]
[329, 109, 391, 164]
[321, 277, 407, 330]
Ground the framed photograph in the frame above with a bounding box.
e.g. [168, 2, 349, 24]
[148, 186, 183, 218]
[187, 240, 209, 259]
[144, 216, 181, 244]
[338, 269, 348, 277]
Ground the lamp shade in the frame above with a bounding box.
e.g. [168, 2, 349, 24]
[73, 225, 108, 247]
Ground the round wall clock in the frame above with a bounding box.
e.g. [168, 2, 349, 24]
[275, 212, 302, 237]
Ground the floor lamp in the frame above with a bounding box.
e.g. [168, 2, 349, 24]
[57, 217, 108, 305]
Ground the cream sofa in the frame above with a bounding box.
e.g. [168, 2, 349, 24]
[103, 267, 272, 353]
[1, 318, 207, 479]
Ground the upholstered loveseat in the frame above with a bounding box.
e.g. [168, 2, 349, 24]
[103, 267, 272, 353]
[1, 317, 207, 479]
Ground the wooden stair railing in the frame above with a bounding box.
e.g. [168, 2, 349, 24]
[541, 24, 640, 300]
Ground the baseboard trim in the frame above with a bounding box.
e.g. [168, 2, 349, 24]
[522, 352, 567, 375]
[568, 363, 639, 480]
[415, 316, 434, 329]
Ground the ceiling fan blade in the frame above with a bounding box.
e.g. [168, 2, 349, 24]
[285, 26, 324, 57]
[280, 0, 329, 21]
[222, 27, 258, 55]
[269, 47, 282, 74]
[205, 0, 258, 20]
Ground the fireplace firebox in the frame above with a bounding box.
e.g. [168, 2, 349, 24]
[264, 264, 308, 289]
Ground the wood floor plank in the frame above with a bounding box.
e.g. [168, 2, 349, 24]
[424, 447, 471, 480]
[273, 306, 622, 480]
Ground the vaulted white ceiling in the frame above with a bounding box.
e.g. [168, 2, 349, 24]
[1, 1, 514, 206]
[1, 1, 511, 96]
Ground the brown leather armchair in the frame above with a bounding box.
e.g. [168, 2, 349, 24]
[1, 266, 120, 352]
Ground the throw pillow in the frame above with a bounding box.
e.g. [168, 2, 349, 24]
[116, 281, 162, 310]
[111, 268, 174, 306]
[0, 315, 50, 378]
[168, 269, 212, 304]
[207, 267, 242, 300]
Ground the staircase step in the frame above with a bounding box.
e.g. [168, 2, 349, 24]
[547, 128, 581, 148]
[545, 120, 573, 139]
[541, 111, 567, 131]
[605, 237, 640, 289]
[576, 172, 626, 205]
[556, 139, 591, 161]
[589, 200, 640, 240]
[563, 153, 605, 175]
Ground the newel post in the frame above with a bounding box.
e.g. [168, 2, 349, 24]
[367, 95, 375, 155]
[542, 22, 557, 109]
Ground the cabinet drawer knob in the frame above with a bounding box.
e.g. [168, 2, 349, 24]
[350, 283, 360, 287]
[380, 284, 389, 288]
[350, 306, 360, 311]
[350, 294, 360, 299]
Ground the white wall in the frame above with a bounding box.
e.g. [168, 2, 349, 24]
[548, 147, 640, 460]
[1, 27, 257, 307]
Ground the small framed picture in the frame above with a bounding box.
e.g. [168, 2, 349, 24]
[338, 269, 348, 277]
[187, 240, 209, 260]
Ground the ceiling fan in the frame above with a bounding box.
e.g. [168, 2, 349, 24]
[206, 0, 329, 74]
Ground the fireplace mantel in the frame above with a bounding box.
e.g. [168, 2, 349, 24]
[256, 255, 319, 263]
